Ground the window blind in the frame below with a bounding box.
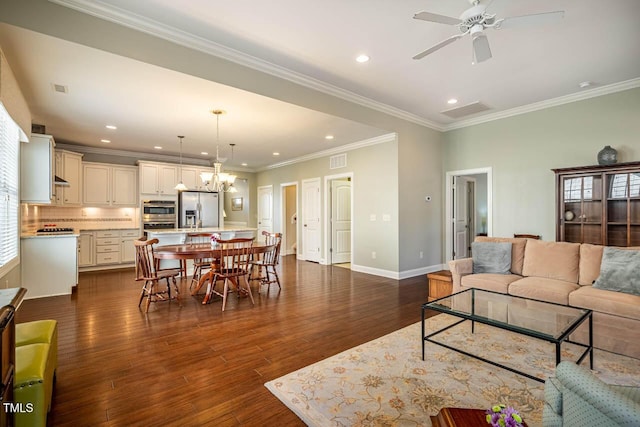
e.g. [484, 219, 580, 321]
[0, 102, 20, 277]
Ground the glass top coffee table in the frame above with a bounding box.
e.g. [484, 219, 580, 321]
[421, 288, 593, 382]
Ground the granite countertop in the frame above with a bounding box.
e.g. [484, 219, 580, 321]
[147, 226, 256, 235]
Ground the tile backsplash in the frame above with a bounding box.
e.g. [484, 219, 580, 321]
[22, 205, 140, 232]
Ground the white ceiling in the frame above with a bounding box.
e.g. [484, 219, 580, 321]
[1, 0, 639, 168]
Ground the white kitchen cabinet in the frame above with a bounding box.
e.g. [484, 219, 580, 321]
[83, 162, 137, 206]
[55, 149, 83, 206]
[112, 166, 138, 205]
[20, 134, 55, 203]
[78, 229, 138, 271]
[83, 163, 110, 205]
[181, 166, 213, 191]
[120, 229, 139, 263]
[96, 230, 121, 265]
[21, 235, 78, 298]
[78, 231, 95, 267]
[139, 161, 177, 196]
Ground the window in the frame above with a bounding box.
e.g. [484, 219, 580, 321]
[0, 102, 21, 277]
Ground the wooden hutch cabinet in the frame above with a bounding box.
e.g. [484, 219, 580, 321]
[553, 161, 640, 246]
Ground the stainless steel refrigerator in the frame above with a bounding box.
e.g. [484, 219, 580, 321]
[178, 191, 219, 228]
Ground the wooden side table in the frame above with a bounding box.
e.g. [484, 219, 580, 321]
[427, 270, 452, 302]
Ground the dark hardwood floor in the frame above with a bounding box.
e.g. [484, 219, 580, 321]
[17, 256, 431, 426]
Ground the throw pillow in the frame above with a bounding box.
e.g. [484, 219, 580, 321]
[593, 247, 640, 296]
[472, 242, 512, 274]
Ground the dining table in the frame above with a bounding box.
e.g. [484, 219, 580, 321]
[153, 242, 270, 299]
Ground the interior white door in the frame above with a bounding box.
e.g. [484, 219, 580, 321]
[302, 178, 321, 262]
[257, 185, 273, 236]
[453, 176, 470, 259]
[330, 179, 351, 264]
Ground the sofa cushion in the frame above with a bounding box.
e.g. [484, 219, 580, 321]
[579, 244, 640, 286]
[593, 247, 640, 296]
[475, 236, 527, 275]
[569, 286, 640, 321]
[472, 241, 512, 274]
[579, 244, 604, 286]
[508, 276, 579, 305]
[461, 273, 522, 293]
[522, 240, 580, 283]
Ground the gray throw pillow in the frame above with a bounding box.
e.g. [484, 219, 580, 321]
[471, 242, 512, 274]
[593, 247, 640, 296]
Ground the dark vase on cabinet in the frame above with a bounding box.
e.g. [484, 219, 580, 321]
[553, 161, 640, 247]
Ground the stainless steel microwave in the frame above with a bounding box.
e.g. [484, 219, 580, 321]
[142, 200, 176, 223]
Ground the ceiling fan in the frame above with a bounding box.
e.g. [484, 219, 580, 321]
[412, 0, 564, 63]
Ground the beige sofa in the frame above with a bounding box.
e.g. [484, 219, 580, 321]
[448, 237, 640, 359]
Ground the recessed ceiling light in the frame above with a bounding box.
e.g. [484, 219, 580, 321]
[100, 139, 111, 143]
[325, 135, 334, 140]
[241, 163, 248, 166]
[579, 81, 593, 89]
[154, 146, 162, 150]
[356, 54, 370, 63]
[447, 98, 458, 105]
[201, 151, 209, 156]
[105, 125, 117, 130]
[273, 152, 280, 156]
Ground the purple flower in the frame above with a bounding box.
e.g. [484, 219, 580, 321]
[485, 404, 523, 427]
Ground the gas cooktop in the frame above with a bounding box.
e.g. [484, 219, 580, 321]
[36, 227, 75, 234]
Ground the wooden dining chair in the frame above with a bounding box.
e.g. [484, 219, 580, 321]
[249, 231, 283, 291]
[203, 238, 254, 311]
[186, 232, 214, 290]
[134, 238, 181, 313]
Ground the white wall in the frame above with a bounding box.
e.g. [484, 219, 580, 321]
[257, 137, 400, 273]
[444, 88, 640, 241]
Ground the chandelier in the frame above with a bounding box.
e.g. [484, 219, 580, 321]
[200, 110, 237, 193]
[174, 135, 188, 191]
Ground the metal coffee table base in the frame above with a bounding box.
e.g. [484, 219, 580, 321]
[421, 313, 593, 383]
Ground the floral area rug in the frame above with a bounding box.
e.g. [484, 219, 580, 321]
[265, 314, 640, 427]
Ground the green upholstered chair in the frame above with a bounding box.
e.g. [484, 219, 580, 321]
[543, 361, 640, 426]
[14, 320, 58, 427]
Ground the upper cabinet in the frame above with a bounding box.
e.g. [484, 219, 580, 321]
[554, 161, 640, 247]
[180, 166, 214, 191]
[138, 161, 177, 197]
[83, 162, 138, 207]
[54, 149, 83, 206]
[20, 134, 55, 204]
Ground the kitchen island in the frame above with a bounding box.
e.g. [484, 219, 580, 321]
[21, 233, 79, 299]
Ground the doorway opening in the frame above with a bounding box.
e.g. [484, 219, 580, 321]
[280, 182, 298, 257]
[445, 167, 492, 262]
[324, 172, 353, 267]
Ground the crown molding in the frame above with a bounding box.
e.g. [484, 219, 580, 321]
[443, 78, 640, 132]
[49, 0, 443, 131]
[55, 142, 213, 166]
[260, 132, 396, 171]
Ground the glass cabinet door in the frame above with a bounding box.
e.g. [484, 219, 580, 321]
[606, 172, 640, 246]
[562, 174, 603, 244]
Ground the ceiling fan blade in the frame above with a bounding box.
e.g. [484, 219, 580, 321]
[498, 11, 565, 30]
[413, 11, 461, 26]
[472, 34, 492, 63]
[413, 34, 465, 60]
